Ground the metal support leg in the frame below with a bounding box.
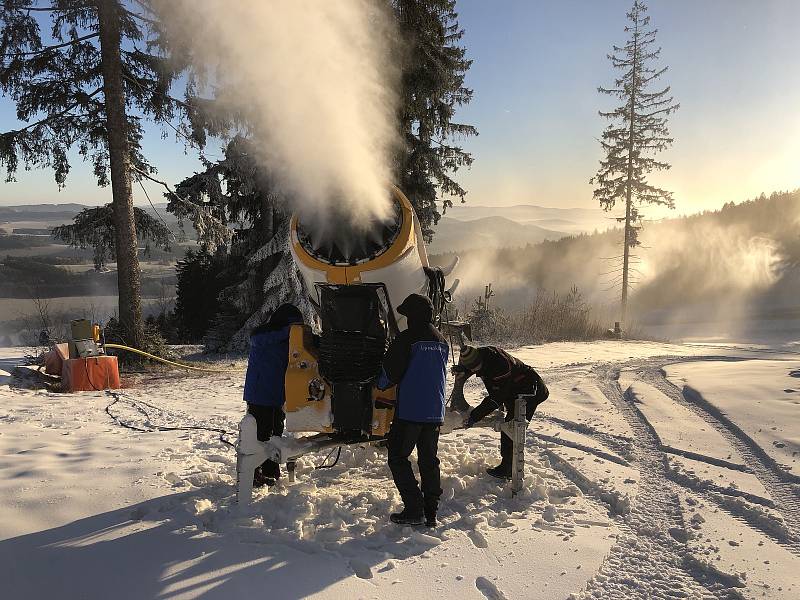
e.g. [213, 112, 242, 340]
[236, 451, 260, 507]
[511, 394, 530, 497]
[287, 460, 296, 483]
[236, 414, 283, 506]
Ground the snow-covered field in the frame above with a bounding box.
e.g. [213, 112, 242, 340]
[1, 340, 799, 599]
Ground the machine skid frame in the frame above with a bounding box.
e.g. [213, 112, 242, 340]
[236, 404, 529, 506]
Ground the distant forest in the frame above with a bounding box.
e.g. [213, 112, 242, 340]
[0, 256, 175, 299]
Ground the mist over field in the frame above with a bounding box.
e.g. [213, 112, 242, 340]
[3, 189, 798, 344]
[435, 190, 800, 342]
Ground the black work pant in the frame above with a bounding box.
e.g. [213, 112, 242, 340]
[247, 404, 285, 479]
[499, 393, 540, 469]
[387, 419, 442, 517]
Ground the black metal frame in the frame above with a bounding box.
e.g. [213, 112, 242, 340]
[314, 283, 397, 435]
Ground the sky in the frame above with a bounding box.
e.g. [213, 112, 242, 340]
[1, 0, 799, 219]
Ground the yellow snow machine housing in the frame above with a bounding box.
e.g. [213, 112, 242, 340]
[286, 186, 455, 439]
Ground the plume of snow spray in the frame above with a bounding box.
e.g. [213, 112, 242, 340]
[154, 0, 398, 225]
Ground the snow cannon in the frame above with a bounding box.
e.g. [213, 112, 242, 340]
[286, 186, 458, 439]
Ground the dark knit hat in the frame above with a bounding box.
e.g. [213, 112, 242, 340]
[459, 344, 482, 371]
[251, 303, 303, 335]
[397, 293, 434, 323]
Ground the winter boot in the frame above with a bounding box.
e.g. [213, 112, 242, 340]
[253, 467, 276, 488]
[424, 496, 439, 527]
[390, 509, 424, 526]
[261, 459, 281, 480]
[486, 464, 512, 480]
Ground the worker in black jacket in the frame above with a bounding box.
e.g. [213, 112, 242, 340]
[455, 344, 549, 479]
[377, 293, 449, 527]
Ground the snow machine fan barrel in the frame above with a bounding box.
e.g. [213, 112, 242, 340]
[289, 186, 433, 327]
[294, 196, 402, 266]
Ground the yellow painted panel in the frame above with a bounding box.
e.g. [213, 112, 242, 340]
[371, 384, 396, 437]
[285, 324, 333, 433]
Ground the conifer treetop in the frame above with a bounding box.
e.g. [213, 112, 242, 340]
[591, 0, 679, 216]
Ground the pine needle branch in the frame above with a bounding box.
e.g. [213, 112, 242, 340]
[0, 87, 102, 135]
[1, 33, 98, 58]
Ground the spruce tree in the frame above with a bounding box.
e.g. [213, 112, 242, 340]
[173, 248, 232, 343]
[52, 204, 171, 270]
[167, 137, 309, 351]
[591, 0, 679, 324]
[0, 0, 183, 348]
[393, 0, 477, 241]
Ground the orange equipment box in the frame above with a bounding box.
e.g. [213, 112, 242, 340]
[44, 343, 69, 376]
[62, 356, 121, 392]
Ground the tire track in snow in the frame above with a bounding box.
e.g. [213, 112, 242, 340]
[663, 461, 800, 556]
[536, 414, 634, 458]
[531, 432, 630, 466]
[698, 489, 798, 557]
[615, 377, 799, 551]
[660, 445, 749, 473]
[542, 447, 632, 516]
[571, 366, 741, 600]
[665, 464, 773, 508]
[640, 367, 800, 546]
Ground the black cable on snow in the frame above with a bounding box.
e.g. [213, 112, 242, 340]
[315, 445, 342, 469]
[104, 390, 237, 449]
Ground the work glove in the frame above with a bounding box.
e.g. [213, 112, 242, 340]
[451, 364, 470, 376]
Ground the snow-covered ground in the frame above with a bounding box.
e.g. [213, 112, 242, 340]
[665, 360, 800, 477]
[1, 340, 799, 599]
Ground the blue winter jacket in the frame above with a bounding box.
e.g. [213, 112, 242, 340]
[378, 322, 449, 423]
[243, 326, 291, 407]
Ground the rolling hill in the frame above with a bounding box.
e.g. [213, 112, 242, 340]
[443, 203, 616, 235]
[427, 215, 566, 254]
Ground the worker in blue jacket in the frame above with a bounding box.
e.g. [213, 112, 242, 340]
[243, 303, 304, 487]
[378, 293, 449, 527]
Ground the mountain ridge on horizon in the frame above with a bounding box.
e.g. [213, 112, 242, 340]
[1, 201, 609, 253]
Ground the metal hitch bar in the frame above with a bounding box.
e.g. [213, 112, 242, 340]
[236, 398, 531, 506]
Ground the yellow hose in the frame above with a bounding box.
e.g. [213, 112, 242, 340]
[104, 343, 245, 373]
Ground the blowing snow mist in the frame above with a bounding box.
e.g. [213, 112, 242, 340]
[155, 0, 398, 223]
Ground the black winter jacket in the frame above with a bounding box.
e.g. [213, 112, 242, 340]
[469, 346, 548, 422]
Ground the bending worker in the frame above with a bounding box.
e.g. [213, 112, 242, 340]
[243, 303, 304, 488]
[456, 344, 549, 479]
[378, 293, 449, 527]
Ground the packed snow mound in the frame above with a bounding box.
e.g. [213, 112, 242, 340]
[235, 436, 583, 551]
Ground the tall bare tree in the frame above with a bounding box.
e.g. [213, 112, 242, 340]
[0, 0, 183, 348]
[591, 0, 679, 324]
